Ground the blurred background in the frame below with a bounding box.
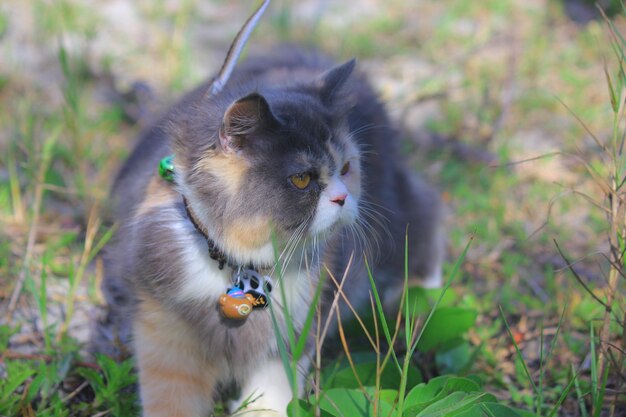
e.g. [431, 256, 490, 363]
[0, 0, 624, 415]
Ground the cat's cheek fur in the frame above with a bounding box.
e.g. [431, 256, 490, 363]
[195, 152, 249, 195]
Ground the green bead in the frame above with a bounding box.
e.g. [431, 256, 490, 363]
[159, 155, 175, 182]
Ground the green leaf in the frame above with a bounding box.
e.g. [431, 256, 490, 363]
[417, 308, 477, 351]
[325, 360, 422, 391]
[0, 325, 20, 351]
[2, 361, 35, 399]
[604, 65, 618, 113]
[456, 404, 514, 417]
[435, 341, 472, 374]
[76, 367, 105, 394]
[287, 399, 316, 417]
[476, 402, 521, 417]
[404, 287, 458, 316]
[415, 391, 496, 417]
[404, 376, 451, 408]
[404, 376, 483, 416]
[510, 407, 540, 417]
[319, 387, 397, 417]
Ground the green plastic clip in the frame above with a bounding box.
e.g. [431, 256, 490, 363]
[159, 155, 175, 182]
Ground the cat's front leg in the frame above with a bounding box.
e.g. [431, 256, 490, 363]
[232, 359, 295, 417]
[134, 295, 218, 417]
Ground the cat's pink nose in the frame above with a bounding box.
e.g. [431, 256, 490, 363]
[331, 193, 347, 207]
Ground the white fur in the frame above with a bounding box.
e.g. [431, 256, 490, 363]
[420, 221, 446, 289]
[173, 221, 232, 303]
[232, 359, 294, 417]
[274, 261, 320, 330]
[310, 176, 357, 236]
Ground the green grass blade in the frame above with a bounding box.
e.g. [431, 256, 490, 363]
[268, 301, 296, 389]
[409, 235, 473, 355]
[595, 362, 609, 417]
[544, 304, 568, 366]
[365, 257, 402, 373]
[498, 305, 538, 395]
[293, 272, 326, 361]
[39, 256, 50, 351]
[271, 232, 297, 354]
[404, 232, 411, 347]
[538, 321, 544, 415]
[268, 231, 298, 411]
[572, 363, 589, 417]
[87, 224, 117, 264]
[547, 364, 581, 417]
[590, 322, 598, 414]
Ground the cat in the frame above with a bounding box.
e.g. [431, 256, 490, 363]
[91, 2, 445, 416]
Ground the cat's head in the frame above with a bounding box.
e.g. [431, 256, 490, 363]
[171, 60, 361, 266]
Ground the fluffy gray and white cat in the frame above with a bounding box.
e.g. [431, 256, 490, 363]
[92, 3, 445, 417]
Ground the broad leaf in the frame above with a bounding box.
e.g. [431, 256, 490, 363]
[417, 308, 477, 351]
[404, 376, 483, 416]
[325, 360, 422, 390]
[319, 387, 397, 417]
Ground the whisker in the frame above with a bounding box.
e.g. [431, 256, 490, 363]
[350, 123, 390, 138]
[360, 198, 395, 215]
[271, 221, 307, 276]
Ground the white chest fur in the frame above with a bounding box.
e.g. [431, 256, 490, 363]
[173, 219, 318, 332]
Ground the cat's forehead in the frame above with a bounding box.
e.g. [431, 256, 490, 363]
[276, 129, 355, 177]
[233, 90, 357, 167]
[280, 118, 352, 157]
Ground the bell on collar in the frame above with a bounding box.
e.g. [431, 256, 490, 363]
[159, 155, 175, 182]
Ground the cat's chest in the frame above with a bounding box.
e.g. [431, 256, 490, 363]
[173, 232, 315, 344]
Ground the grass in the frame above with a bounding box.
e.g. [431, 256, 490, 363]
[0, 0, 625, 416]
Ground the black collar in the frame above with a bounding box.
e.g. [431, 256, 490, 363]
[182, 197, 272, 273]
[183, 196, 230, 270]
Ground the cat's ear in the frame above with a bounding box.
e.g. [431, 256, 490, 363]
[317, 59, 356, 104]
[219, 93, 279, 152]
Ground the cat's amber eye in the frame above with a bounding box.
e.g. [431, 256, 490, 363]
[340, 161, 350, 176]
[291, 173, 311, 189]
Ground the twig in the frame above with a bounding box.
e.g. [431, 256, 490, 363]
[553, 239, 610, 309]
[555, 96, 607, 153]
[6, 163, 46, 320]
[335, 306, 373, 404]
[324, 263, 377, 349]
[61, 380, 90, 404]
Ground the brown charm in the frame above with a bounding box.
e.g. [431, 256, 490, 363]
[219, 289, 256, 320]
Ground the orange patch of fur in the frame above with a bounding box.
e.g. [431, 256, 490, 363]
[135, 177, 178, 217]
[134, 293, 218, 417]
[196, 151, 248, 195]
[224, 216, 271, 250]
